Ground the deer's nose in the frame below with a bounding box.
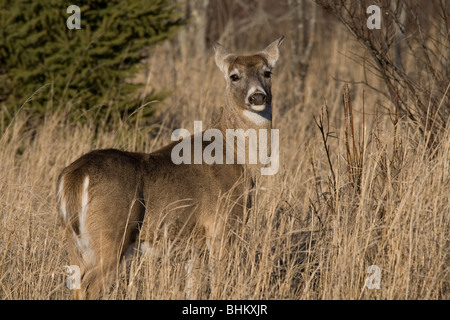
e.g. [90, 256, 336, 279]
[248, 92, 267, 106]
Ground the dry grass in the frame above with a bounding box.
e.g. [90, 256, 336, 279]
[0, 9, 448, 300]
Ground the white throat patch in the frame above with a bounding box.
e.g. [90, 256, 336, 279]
[243, 109, 271, 125]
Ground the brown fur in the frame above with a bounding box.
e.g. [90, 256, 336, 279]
[57, 37, 283, 299]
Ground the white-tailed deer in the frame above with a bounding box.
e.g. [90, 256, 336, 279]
[57, 36, 284, 299]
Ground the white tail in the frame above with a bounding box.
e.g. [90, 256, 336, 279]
[57, 36, 284, 299]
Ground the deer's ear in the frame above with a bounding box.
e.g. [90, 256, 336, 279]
[258, 36, 284, 69]
[214, 43, 235, 75]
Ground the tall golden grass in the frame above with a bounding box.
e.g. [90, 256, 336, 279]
[0, 15, 448, 299]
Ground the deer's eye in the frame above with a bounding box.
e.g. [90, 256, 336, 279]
[230, 74, 240, 82]
[264, 71, 272, 79]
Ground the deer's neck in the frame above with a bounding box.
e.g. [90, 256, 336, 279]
[210, 104, 273, 178]
[215, 104, 272, 133]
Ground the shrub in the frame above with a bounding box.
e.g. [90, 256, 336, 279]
[0, 0, 184, 129]
[316, 0, 450, 150]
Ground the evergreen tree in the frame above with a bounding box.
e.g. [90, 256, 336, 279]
[0, 0, 184, 127]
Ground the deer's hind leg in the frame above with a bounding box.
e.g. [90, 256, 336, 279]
[67, 184, 144, 299]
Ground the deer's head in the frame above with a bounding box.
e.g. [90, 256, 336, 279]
[214, 36, 284, 125]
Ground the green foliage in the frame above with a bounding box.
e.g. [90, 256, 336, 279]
[0, 0, 184, 128]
